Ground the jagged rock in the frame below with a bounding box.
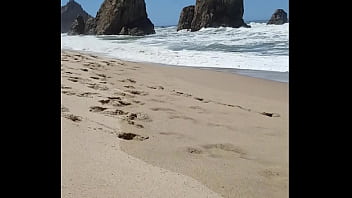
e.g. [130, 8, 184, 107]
[84, 17, 97, 35]
[68, 15, 85, 35]
[186, 0, 250, 32]
[267, 9, 288, 25]
[94, 0, 155, 36]
[177, 6, 195, 31]
[61, 0, 92, 33]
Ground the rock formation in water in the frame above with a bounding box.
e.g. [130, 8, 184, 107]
[84, 18, 97, 35]
[267, 9, 288, 25]
[69, 15, 85, 35]
[61, 0, 92, 33]
[177, 6, 195, 31]
[177, 0, 250, 32]
[94, 0, 155, 36]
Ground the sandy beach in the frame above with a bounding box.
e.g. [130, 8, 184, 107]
[61, 50, 288, 197]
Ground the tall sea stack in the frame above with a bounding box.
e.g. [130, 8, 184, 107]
[68, 15, 86, 35]
[94, 0, 155, 36]
[177, 0, 250, 32]
[61, 0, 92, 33]
[177, 6, 195, 31]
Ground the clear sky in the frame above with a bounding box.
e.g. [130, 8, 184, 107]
[61, 0, 289, 26]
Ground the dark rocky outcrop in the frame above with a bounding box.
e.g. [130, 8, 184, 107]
[267, 9, 288, 25]
[177, 0, 250, 32]
[61, 0, 92, 33]
[94, 0, 155, 36]
[84, 18, 97, 35]
[68, 15, 85, 35]
[177, 6, 195, 31]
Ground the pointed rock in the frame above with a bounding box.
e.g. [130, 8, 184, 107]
[94, 0, 155, 36]
[61, 0, 92, 33]
[177, 6, 195, 31]
[190, 0, 250, 32]
[267, 9, 288, 25]
[68, 15, 85, 35]
[84, 18, 97, 35]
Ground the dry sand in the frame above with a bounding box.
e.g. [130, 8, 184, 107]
[61, 50, 288, 198]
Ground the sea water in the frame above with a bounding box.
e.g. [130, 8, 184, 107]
[61, 22, 289, 82]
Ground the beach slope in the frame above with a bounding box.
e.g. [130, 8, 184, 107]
[61, 50, 288, 197]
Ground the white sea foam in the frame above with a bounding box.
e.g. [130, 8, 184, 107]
[61, 22, 288, 72]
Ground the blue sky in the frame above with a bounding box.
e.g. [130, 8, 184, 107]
[61, 0, 289, 26]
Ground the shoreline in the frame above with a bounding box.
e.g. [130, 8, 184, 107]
[149, 63, 289, 83]
[61, 49, 288, 197]
[62, 48, 288, 83]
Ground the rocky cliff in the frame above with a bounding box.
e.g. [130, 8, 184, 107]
[178, 0, 250, 32]
[94, 0, 155, 36]
[177, 6, 195, 31]
[61, 0, 92, 33]
[68, 15, 85, 35]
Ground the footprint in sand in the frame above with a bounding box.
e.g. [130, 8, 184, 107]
[185, 147, 204, 154]
[124, 85, 135, 89]
[62, 90, 76, 96]
[200, 143, 253, 160]
[98, 98, 131, 107]
[260, 169, 281, 178]
[83, 62, 95, 67]
[125, 90, 148, 96]
[117, 132, 149, 141]
[172, 90, 192, 97]
[67, 78, 78, 83]
[260, 112, 280, 117]
[77, 92, 100, 98]
[147, 86, 164, 90]
[61, 85, 72, 89]
[125, 112, 152, 122]
[194, 97, 211, 103]
[219, 102, 280, 117]
[90, 76, 100, 80]
[202, 143, 245, 153]
[88, 54, 98, 59]
[66, 76, 92, 84]
[89, 106, 108, 112]
[96, 73, 108, 78]
[135, 113, 152, 122]
[120, 78, 136, 83]
[132, 100, 145, 105]
[126, 120, 144, 128]
[168, 115, 197, 123]
[101, 60, 112, 66]
[62, 114, 82, 122]
[150, 107, 176, 112]
[61, 106, 69, 113]
[227, 104, 251, 112]
[121, 112, 152, 128]
[87, 83, 109, 91]
[103, 109, 129, 116]
[113, 91, 135, 98]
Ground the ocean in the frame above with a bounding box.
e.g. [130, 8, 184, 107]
[61, 22, 289, 82]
